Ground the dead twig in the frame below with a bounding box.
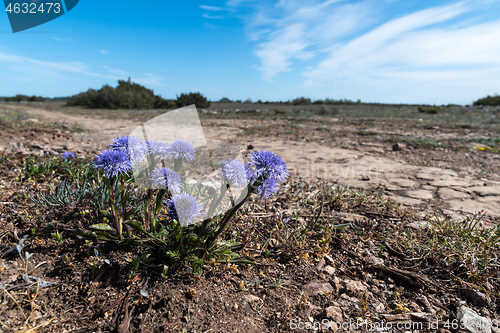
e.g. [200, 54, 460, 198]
[117, 289, 132, 333]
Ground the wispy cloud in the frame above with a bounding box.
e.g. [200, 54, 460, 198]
[202, 13, 224, 19]
[233, 0, 500, 101]
[302, 2, 500, 87]
[233, 0, 373, 79]
[0, 49, 166, 90]
[134, 73, 165, 86]
[53, 37, 72, 42]
[100, 50, 109, 54]
[102, 66, 128, 77]
[200, 5, 223, 11]
[0, 50, 121, 80]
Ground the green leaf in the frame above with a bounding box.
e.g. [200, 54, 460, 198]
[124, 220, 147, 234]
[99, 209, 111, 217]
[216, 241, 245, 251]
[91, 223, 115, 231]
[186, 233, 199, 243]
[155, 190, 166, 214]
[230, 253, 255, 264]
[93, 231, 115, 240]
[77, 231, 97, 240]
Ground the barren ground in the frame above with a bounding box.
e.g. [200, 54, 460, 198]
[0, 101, 499, 333]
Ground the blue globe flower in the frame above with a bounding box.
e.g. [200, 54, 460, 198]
[166, 140, 195, 163]
[94, 149, 132, 178]
[109, 135, 147, 163]
[149, 167, 182, 193]
[62, 151, 75, 159]
[145, 141, 169, 158]
[247, 150, 288, 182]
[247, 150, 288, 199]
[166, 193, 204, 227]
[255, 177, 278, 199]
[219, 159, 250, 187]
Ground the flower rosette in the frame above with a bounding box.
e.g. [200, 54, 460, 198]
[89, 122, 289, 274]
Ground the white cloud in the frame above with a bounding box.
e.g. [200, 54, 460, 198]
[302, 2, 500, 87]
[200, 5, 223, 11]
[202, 13, 224, 19]
[53, 37, 72, 42]
[0, 49, 166, 91]
[134, 73, 165, 86]
[240, 0, 373, 79]
[0, 50, 121, 80]
[102, 66, 128, 77]
[255, 23, 313, 79]
[235, 0, 500, 102]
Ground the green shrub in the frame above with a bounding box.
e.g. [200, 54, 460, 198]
[67, 79, 173, 109]
[418, 105, 441, 114]
[4, 95, 46, 102]
[324, 98, 355, 105]
[176, 92, 211, 108]
[473, 95, 500, 106]
[292, 97, 312, 105]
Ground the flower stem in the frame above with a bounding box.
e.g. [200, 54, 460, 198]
[108, 178, 121, 238]
[205, 183, 254, 249]
[145, 189, 152, 230]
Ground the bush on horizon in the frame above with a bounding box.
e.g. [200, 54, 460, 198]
[473, 94, 500, 106]
[175, 92, 211, 109]
[67, 79, 174, 109]
[4, 95, 47, 102]
[292, 97, 312, 105]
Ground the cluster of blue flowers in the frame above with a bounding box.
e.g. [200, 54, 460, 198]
[94, 149, 132, 178]
[94, 135, 288, 229]
[94, 136, 196, 180]
[247, 150, 289, 198]
[218, 150, 289, 198]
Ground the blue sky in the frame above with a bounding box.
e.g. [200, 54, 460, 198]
[1, 0, 500, 104]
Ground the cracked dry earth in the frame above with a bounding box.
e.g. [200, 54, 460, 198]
[1, 103, 500, 221]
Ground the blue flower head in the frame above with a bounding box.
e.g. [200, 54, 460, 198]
[167, 140, 195, 163]
[94, 149, 132, 178]
[166, 193, 204, 227]
[248, 150, 289, 183]
[62, 151, 75, 159]
[109, 135, 147, 163]
[219, 159, 250, 187]
[256, 177, 278, 199]
[247, 150, 288, 199]
[149, 167, 182, 193]
[145, 141, 169, 158]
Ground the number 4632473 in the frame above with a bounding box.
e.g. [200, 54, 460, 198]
[6, 3, 61, 14]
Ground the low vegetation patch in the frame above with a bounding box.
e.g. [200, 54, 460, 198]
[418, 105, 441, 114]
[175, 92, 211, 109]
[67, 79, 174, 109]
[474, 94, 500, 106]
[3, 95, 47, 102]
